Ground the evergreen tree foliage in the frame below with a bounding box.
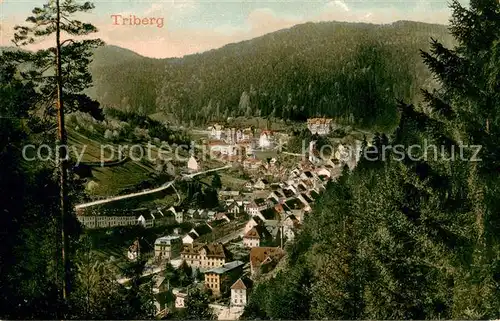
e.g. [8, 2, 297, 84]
[244, 0, 500, 319]
[184, 288, 215, 320]
[7, 0, 104, 120]
[211, 173, 222, 189]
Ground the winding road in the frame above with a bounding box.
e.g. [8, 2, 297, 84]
[74, 165, 232, 210]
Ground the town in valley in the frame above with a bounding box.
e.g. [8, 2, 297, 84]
[74, 116, 363, 319]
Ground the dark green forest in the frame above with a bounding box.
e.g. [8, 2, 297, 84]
[242, 0, 500, 319]
[90, 20, 453, 131]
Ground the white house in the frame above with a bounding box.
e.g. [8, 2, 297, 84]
[243, 158, 263, 170]
[243, 225, 271, 248]
[182, 232, 198, 244]
[187, 155, 201, 172]
[289, 167, 302, 179]
[245, 199, 270, 217]
[153, 275, 166, 294]
[166, 161, 176, 176]
[167, 206, 184, 223]
[315, 167, 332, 179]
[259, 130, 273, 149]
[137, 213, 155, 228]
[225, 128, 237, 143]
[282, 215, 301, 241]
[243, 216, 264, 235]
[231, 278, 252, 307]
[267, 190, 286, 204]
[154, 235, 182, 260]
[308, 140, 322, 164]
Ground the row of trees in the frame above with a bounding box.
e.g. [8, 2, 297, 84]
[243, 0, 500, 319]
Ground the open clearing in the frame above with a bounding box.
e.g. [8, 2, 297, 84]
[68, 129, 157, 196]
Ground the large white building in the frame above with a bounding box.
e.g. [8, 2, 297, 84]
[259, 130, 273, 149]
[76, 210, 137, 229]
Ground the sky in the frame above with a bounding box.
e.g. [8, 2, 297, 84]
[0, 0, 467, 58]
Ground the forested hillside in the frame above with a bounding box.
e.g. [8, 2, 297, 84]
[242, 0, 500, 319]
[90, 20, 453, 131]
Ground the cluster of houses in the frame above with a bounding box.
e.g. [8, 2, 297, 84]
[306, 117, 338, 135]
[191, 124, 277, 169]
[148, 145, 350, 317]
[151, 234, 285, 313]
[78, 118, 359, 318]
[208, 124, 254, 144]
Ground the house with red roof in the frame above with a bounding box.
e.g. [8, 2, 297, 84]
[249, 247, 285, 277]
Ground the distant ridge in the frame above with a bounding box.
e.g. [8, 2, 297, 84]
[4, 20, 454, 130]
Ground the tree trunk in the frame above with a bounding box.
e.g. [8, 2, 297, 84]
[55, 0, 70, 300]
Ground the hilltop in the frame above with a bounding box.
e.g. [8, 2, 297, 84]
[89, 20, 453, 131]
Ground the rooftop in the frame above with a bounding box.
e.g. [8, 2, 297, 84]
[181, 242, 230, 259]
[249, 247, 285, 270]
[204, 260, 244, 275]
[307, 117, 333, 125]
[244, 225, 271, 240]
[260, 208, 280, 220]
[231, 277, 253, 290]
[155, 235, 181, 245]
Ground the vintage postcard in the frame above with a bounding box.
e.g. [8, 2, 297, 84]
[0, 0, 499, 319]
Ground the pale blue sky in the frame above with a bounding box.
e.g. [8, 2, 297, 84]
[0, 0, 468, 57]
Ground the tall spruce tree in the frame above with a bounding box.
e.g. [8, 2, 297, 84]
[418, 0, 500, 317]
[8, 0, 104, 300]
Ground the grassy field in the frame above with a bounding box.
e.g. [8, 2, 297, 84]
[68, 131, 115, 162]
[87, 161, 156, 196]
[68, 129, 160, 197]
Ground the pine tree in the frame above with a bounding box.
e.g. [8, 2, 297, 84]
[211, 172, 222, 189]
[8, 0, 104, 300]
[418, 0, 500, 317]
